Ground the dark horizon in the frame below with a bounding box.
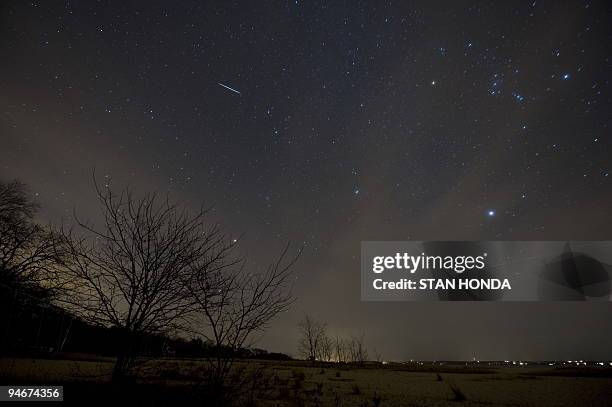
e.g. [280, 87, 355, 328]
[2, 0, 612, 362]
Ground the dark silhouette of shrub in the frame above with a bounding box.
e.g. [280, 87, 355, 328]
[449, 383, 466, 401]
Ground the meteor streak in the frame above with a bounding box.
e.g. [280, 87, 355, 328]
[218, 82, 241, 95]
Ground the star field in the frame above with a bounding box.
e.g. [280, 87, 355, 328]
[1, 0, 611, 360]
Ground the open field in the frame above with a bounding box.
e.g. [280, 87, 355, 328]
[2, 356, 612, 406]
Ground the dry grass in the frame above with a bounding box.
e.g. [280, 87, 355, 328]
[1, 357, 612, 406]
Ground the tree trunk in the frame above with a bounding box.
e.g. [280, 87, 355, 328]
[112, 351, 128, 381]
[112, 329, 136, 382]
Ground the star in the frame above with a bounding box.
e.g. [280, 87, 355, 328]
[487, 210, 496, 217]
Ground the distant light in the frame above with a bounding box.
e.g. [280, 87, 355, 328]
[431, 80, 436, 86]
[563, 73, 570, 80]
[487, 210, 496, 217]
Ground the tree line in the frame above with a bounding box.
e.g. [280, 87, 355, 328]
[297, 315, 374, 365]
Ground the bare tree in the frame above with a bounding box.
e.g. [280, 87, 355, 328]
[297, 315, 326, 364]
[57, 181, 219, 380]
[334, 336, 348, 363]
[317, 334, 333, 362]
[189, 243, 300, 385]
[348, 334, 369, 366]
[0, 179, 61, 292]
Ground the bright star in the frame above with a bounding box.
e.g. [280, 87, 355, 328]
[487, 210, 496, 217]
[562, 73, 570, 80]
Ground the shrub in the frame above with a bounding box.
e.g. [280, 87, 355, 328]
[449, 383, 466, 401]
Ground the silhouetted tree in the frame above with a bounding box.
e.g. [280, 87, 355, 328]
[348, 334, 368, 366]
[190, 243, 300, 386]
[57, 181, 218, 380]
[334, 336, 348, 363]
[297, 315, 326, 364]
[317, 333, 333, 362]
[0, 179, 61, 292]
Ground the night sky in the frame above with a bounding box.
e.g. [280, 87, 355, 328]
[1, 1, 612, 361]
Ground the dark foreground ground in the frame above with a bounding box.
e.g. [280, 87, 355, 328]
[1, 356, 612, 406]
